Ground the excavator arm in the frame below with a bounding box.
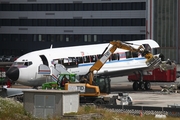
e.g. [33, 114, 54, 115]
[88, 40, 154, 85]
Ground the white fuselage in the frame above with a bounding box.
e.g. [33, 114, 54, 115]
[6, 39, 160, 87]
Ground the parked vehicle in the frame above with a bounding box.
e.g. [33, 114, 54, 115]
[4, 55, 14, 62]
[0, 55, 5, 62]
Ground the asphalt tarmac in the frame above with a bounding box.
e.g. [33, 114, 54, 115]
[1, 65, 180, 107]
[110, 64, 180, 107]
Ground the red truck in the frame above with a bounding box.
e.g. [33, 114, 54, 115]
[128, 67, 177, 90]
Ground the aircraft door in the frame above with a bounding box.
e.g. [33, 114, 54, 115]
[39, 55, 49, 66]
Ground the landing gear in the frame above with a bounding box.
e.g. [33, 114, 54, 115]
[132, 81, 151, 91]
[133, 82, 139, 91]
[145, 82, 151, 90]
[131, 71, 151, 91]
[139, 82, 145, 90]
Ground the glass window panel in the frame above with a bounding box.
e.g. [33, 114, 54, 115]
[93, 3, 102, 10]
[65, 4, 73, 11]
[11, 34, 19, 41]
[93, 35, 97, 42]
[87, 35, 91, 42]
[102, 19, 112, 26]
[32, 19, 37, 26]
[20, 34, 27, 41]
[56, 35, 64, 42]
[83, 19, 92, 26]
[102, 35, 111, 42]
[93, 19, 102, 26]
[11, 4, 19, 11]
[74, 35, 83, 42]
[97, 35, 102, 42]
[74, 19, 83, 26]
[84, 35, 87, 42]
[74, 3, 82, 11]
[27, 34, 33, 42]
[65, 19, 74, 26]
[32, 4, 37, 11]
[83, 3, 93, 11]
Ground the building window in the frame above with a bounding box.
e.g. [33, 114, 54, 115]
[38, 35, 42, 41]
[56, 35, 64, 42]
[87, 35, 91, 42]
[84, 35, 87, 42]
[0, 2, 146, 11]
[94, 35, 97, 42]
[1, 19, 145, 26]
[11, 34, 19, 41]
[74, 35, 83, 42]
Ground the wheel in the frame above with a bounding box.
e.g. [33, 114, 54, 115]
[139, 82, 145, 90]
[133, 82, 139, 91]
[93, 99, 104, 106]
[145, 82, 151, 90]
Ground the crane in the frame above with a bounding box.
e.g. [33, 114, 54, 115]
[87, 40, 155, 85]
[65, 40, 159, 92]
[64, 40, 161, 104]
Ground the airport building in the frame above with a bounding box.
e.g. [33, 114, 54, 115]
[150, 0, 179, 63]
[0, 0, 179, 63]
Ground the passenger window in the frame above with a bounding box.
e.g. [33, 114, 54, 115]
[84, 56, 90, 63]
[119, 52, 126, 59]
[112, 53, 119, 60]
[90, 55, 97, 62]
[97, 54, 101, 59]
[77, 57, 84, 64]
[61, 57, 78, 68]
[132, 52, 138, 58]
[125, 51, 133, 58]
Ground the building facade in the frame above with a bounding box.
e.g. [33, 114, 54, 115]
[0, 0, 146, 56]
[0, 0, 179, 63]
[147, 0, 179, 63]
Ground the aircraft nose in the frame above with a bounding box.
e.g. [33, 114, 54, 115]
[6, 67, 19, 81]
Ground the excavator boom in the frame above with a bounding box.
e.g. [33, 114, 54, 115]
[88, 40, 154, 84]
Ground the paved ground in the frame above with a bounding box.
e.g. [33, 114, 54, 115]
[110, 64, 180, 107]
[110, 82, 180, 107]
[1, 65, 180, 107]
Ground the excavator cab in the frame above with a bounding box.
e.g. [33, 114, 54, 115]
[93, 76, 111, 94]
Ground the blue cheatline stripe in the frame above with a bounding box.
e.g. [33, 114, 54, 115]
[38, 72, 50, 74]
[78, 57, 146, 67]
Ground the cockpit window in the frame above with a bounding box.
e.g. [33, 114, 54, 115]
[24, 62, 33, 66]
[13, 62, 24, 65]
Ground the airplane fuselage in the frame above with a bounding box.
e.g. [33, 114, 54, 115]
[6, 39, 160, 87]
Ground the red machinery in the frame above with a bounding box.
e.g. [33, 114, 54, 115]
[128, 67, 177, 82]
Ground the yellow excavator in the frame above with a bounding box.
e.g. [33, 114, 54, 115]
[64, 40, 159, 104]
